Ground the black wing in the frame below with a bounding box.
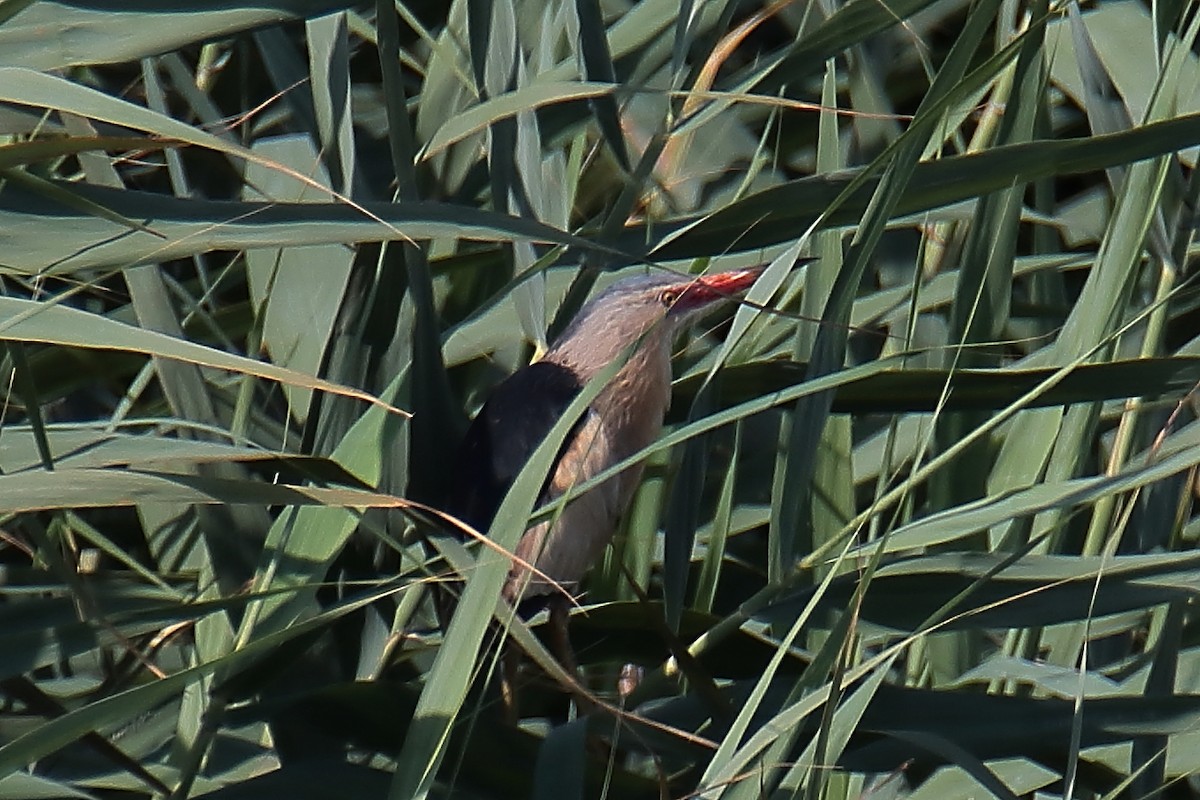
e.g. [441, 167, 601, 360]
[448, 360, 585, 532]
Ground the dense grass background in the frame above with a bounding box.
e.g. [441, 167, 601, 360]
[2, 0, 1200, 797]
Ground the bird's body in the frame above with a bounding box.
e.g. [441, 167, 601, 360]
[451, 267, 763, 607]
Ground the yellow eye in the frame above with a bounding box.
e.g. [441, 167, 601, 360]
[658, 288, 680, 306]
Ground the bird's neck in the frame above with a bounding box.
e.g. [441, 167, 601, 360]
[555, 325, 673, 443]
[599, 335, 672, 451]
[550, 311, 673, 375]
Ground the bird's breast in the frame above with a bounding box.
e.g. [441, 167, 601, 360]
[500, 334, 675, 602]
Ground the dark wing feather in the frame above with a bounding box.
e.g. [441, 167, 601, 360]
[448, 360, 585, 532]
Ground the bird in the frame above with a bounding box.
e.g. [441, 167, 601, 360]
[447, 266, 764, 709]
[451, 266, 764, 604]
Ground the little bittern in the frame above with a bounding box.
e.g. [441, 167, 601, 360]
[449, 266, 764, 709]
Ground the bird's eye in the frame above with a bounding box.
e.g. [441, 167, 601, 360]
[658, 288, 680, 306]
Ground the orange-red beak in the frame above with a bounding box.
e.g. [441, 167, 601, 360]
[670, 265, 766, 313]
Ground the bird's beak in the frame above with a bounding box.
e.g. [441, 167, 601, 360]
[672, 265, 767, 312]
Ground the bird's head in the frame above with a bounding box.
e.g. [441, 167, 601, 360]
[549, 266, 765, 373]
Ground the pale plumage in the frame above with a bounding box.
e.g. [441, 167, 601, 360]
[450, 267, 764, 606]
